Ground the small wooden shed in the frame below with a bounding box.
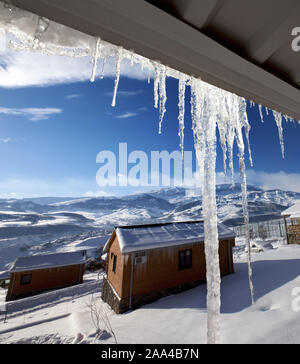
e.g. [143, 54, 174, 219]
[101, 221, 235, 313]
[6, 250, 86, 301]
[282, 202, 300, 244]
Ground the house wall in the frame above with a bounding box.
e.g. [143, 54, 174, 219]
[106, 234, 125, 298]
[6, 263, 84, 301]
[118, 238, 234, 299]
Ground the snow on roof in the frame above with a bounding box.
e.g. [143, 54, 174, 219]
[104, 221, 235, 253]
[281, 201, 300, 217]
[10, 251, 87, 272]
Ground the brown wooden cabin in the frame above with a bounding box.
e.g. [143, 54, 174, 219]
[6, 250, 86, 301]
[101, 221, 235, 313]
[282, 202, 300, 245]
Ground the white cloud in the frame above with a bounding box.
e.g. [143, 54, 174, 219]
[115, 112, 138, 119]
[104, 90, 144, 97]
[0, 106, 62, 121]
[0, 43, 149, 88]
[65, 94, 81, 100]
[0, 137, 12, 143]
[0, 177, 100, 198]
[246, 170, 300, 193]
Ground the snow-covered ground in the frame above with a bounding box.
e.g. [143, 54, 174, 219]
[0, 238, 299, 344]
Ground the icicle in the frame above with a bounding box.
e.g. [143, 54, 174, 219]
[265, 106, 269, 116]
[153, 64, 160, 109]
[240, 98, 253, 167]
[100, 57, 106, 79]
[273, 110, 285, 158]
[90, 37, 101, 82]
[147, 69, 151, 84]
[111, 48, 123, 107]
[178, 74, 186, 159]
[192, 79, 221, 344]
[235, 97, 255, 305]
[258, 104, 264, 123]
[217, 93, 229, 175]
[32, 16, 50, 50]
[158, 65, 167, 134]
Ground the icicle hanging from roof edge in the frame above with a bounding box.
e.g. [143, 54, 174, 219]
[111, 48, 123, 107]
[258, 104, 264, 123]
[31, 16, 50, 50]
[191, 79, 221, 344]
[90, 37, 101, 82]
[273, 110, 285, 158]
[265, 106, 269, 116]
[216, 92, 230, 176]
[178, 74, 187, 159]
[153, 63, 160, 109]
[158, 64, 167, 134]
[100, 57, 106, 79]
[235, 97, 255, 305]
[240, 98, 253, 167]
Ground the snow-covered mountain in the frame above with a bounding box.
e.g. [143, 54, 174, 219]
[0, 184, 299, 271]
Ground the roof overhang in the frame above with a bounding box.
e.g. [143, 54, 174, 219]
[10, 0, 300, 120]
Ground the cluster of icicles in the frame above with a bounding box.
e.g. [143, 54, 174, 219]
[0, 0, 296, 344]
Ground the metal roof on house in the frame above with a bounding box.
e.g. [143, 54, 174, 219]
[104, 221, 235, 253]
[10, 250, 87, 272]
[281, 201, 300, 217]
[11, 0, 300, 120]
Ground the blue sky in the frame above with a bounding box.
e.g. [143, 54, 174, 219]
[0, 47, 300, 198]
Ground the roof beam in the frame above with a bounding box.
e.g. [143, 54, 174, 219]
[181, 0, 226, 30]
[11, 0, 300, 120]
[245, 2, 300, 64]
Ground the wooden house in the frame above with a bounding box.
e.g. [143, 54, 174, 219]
[101, 221, 235, 313]
[6, 250, 86, 301]
[282, 202, 300, 244]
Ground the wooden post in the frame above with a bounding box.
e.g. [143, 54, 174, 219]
[283, 216, 289, 245]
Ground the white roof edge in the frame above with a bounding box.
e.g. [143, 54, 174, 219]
[10, 260, 86, 273]
[121, 233, 235, 254]
[10, 250, 87, 272]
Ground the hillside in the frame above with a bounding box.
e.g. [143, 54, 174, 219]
[0, 184, 299, 271]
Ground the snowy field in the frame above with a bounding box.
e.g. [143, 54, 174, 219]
[0, 237, 299, 344]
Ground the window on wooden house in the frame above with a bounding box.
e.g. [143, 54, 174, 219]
[20, 273, 32, 285]
[112, 254, 117, 273]
[178, 249, 192, 270]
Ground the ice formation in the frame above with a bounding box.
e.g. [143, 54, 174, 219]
[0, 0, 297, 344]
[258, 104, 264, 123]
[178, 74, 187, 159]
[273, 110, 285, 158]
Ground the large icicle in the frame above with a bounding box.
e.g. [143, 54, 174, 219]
[192, 79, 221, 344]
[111, 48, 123, 107]
[178, 74, 186, 159]
[273, 110, 285, 158]
[153, 64, 160, 109]
[90, 37, 101, 82]
[158, 65, 167, 134]
[240, 98, 253, 167]
[236, 97, 255, 305]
